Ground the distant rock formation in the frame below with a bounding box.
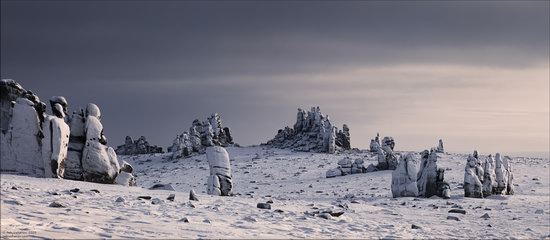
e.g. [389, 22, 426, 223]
[493, 153, 514, 195]
[168, 113, 234, 159]
[435, 139, 445, 153]
[116, 136, 163, 155]
[206, 146, 233, 196]
[417, 150, 450, 198]
[325, 157, 366, 178]
[265, 107, 351, 153]
[482, 154, 496, 197]
[369, 133, 381, 152]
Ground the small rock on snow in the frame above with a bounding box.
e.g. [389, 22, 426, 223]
[257, 203, 271, 209]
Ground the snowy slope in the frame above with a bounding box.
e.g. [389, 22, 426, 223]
[1, 146, 549, 239]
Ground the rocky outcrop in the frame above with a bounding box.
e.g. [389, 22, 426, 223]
[417, 150, 450, 198]
[206, 146, 233, 196]
[168, 113, 234, 159]
[325, 157, 366, 178]
[482, 154, 496, 197]
[391, 153, 419, 197]
[265, 107, 350, 153]
[435, 139, 444, 153]
[115, 136, 163, 155]
[494, 153, 514, 195]
[464, 151, 484, 198]
[369, 133, 381, 152]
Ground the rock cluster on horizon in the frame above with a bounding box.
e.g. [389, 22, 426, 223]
[168, 113, 234, 159]
[465, 151, 514, 198]
[115, 136, 163, 155]
[265, 106, 351, 153]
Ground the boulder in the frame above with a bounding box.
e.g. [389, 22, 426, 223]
[464, 153, 483, 198]
[206, 146, 233, 196]
[435, 139, 445, 153]
[391, 153, 419, 198]
[417, 150, 439, 198]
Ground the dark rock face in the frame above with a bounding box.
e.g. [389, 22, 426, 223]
[115, 136, 163, 155]
[265, 107, 350, 153]
[168, 113, 235, 159]
[464, 151, 484, 198]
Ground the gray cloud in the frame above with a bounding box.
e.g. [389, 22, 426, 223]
[1, 1, 548, 152]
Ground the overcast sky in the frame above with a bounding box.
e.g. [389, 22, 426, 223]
[1, 1, 549, 155]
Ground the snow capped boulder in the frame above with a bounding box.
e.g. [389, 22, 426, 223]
[391, 153, 419, 198]
[41, 103, 70, 178]
[12, 97, 43, 176]
[115, 136, 163, 155]
[206, 146, 233, 196]
[482, 155, 496, 197]
[82, 103, 120, 184]
[168, 113, 235, 159]
[326, 168, 343, 178]
[494, 153, 514, 195]
[381, 136, 395, 152]
[265, 107, 351, 153]
[369, 133, 381, 152]
[115, 161, 136, 186]
[417, 150, 439, 198]
[464, 153, 484, 198]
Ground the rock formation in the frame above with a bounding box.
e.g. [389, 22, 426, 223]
[325, 157, 367, 178]
[115, 136, 163, 155]
[64, 108, 86, 180]
[417, 150, 439, 198]
[206, 146, 233, 196]
[464, 151, 484, 198]
[41, 103, 70, 178]
[391, 153, 419, 197]
[369, 133, 381, 152]
[435, 139, 445, 153]
[494, 153, 514, 195]
[81, 103, 120, 184]
[482, 154, 496, 197]
[168, 113, 234, 159]
[266, 107, 350, 153]
[115, 161, 137, 186]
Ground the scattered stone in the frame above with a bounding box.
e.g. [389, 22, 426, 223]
[138, 196, 152, 200]
[449, 209, 467, 214]
[447, 216, 460, 221]
[151, 198, 163, 205]
[179, 217, 190, 223]
[243, 216, 257, 222]
[411, 224, 422, 229]
[148, 184, 175, 191]
[257, 203, 271, 209]
[274, 209, 284, 213]
[329, 211, 344, 217]
[10, 186, 17, 190]
[189, 189, 199, 201]
[69, 188, 80, 193]
[3, 200, 23, 206]
[203, 219, 211, 224]
[318, 213, 332, 220]
[115, 197, 125, 203]
[90, 189, 100, 193]
[535, 209, 544, 214]
[167, 194, 175, 201]
[266, 199, 274, 204]
[480, 213, 491, 219]
[49, 201, 67, 208]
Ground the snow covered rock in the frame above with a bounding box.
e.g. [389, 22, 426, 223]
[115, 161, 136, 186]
[417, 150, 439, 198]
[265, 107, 350, 153]
[206, 146, 233, 196]
[482, 154, 496, 197]
[376, 144, 399, 171]
[115, 136, 163, 155]
[81, 103, 120, 184]
[369, 133, 381, 152]
[64, 109, 86, 180]
[168, 113, 234, 159]
[464, 152, 484, 198]
[494, 153, 514, 195]
[11, 98, 43, 176]
[391, 153, 419, 198]
[41, 103, 70, 178]
[381, 136, 395, 152]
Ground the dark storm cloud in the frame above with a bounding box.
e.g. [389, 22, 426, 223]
[1, 1, 548, 151]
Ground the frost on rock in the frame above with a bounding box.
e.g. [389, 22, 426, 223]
[464, 151, 484, 198]
[391, 153, 419, 198]
[265, 107, 351, 153]
[435, 139, 445, 153]
[64, 109, 86, 180]
[115, 161, 137, 186]
[206, 146, 233, 196]
[115, 136, 163, 155]
[168, 113, 235, 159]
[416, 150, 450, 198]
[41, 103, 70, 178]
[494, 153, 514, 195]
[82, 103, 120, 184]
[482, 154, 496, 197]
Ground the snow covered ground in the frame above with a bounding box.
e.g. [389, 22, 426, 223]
[1, 146, 549, 239]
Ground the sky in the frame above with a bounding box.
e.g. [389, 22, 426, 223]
[1, 1, 549, 155]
